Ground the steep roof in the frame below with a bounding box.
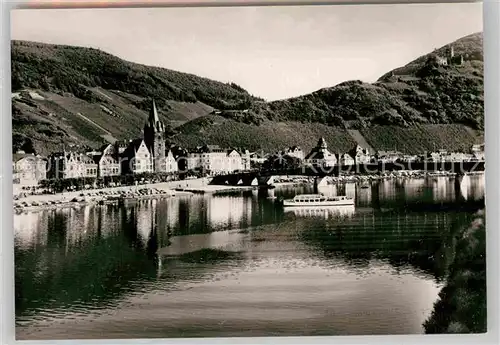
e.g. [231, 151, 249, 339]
[12, 152, 36, 163]
[122, 138, 148, 158]
[144, 99, 165, 133]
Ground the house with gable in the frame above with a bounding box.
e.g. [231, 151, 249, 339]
[336, 153, 355, 166]
[165, 149, 178, 174]
[285, 146, 305, 161]
[12, 151, 47, 185]
[93, 144, 121, 177]
[121, 139, 153, 175]
[304, 137, 337, 168]
[348, 145, 372, 165]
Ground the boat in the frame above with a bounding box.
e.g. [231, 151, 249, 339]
[284, 205, 355, 218]
[282, 194, 354, 207]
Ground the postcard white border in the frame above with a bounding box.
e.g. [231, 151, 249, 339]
[1, 1, 498, 345]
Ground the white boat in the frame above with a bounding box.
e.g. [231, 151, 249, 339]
[282, 194, 354, 207]
[284, 205, 355, 218]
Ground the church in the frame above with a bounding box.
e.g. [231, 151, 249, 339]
[120, 100, 178, 175]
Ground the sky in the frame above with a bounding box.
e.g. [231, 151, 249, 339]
[10, 3, 483, 101]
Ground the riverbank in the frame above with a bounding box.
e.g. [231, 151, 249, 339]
[175, 185, 257, 195]
[13, 171, 484, 213]
[12, 179, 206, 213]
[423, 209, 486, 333]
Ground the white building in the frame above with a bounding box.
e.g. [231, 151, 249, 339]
[304, 138, 337, 167]
[121, 139, 153, 174]
[12, 151, 47, 185]
[336, 153, 355, 166]
[186, 145, 246, 175]
[94, 144, 121, 177]
[165, 149, 178, 174]
[284, 146, 305, 161]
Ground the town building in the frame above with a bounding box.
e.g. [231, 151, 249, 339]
[402, 154, 419, 163]
[170, 145, 189, 173]
[376, 150, 404, 163]
[348, 145, 372, 165]
[120, 139, 153, 175]
[238, 149, 252, 171]
[48, 151, 98, 179]
[93, 144, 121, 177]
[250, 151, 268, 165]
[12, 151, 47, 185]
[186, 145, 246, 175]
[304, 138, 337, 168]
[284, 146, 305, 161]
[165, 149, 178, 174]
[336, 153, 355, 166]
[471, 144, 485, 161]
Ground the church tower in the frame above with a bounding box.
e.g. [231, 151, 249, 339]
[144, 99, 166, 173]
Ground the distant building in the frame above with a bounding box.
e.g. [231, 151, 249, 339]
[12, 151, 47, 185]
[284, 146, 305, 161]
[348, 145, 372, 165]
[402, 154, 419, 163]
[376, 150, 404, 163]
[48, 151, 97, 179]
[165, 149, 178, 174]
[186, 145, 246, 175]
[250, 152, 267, 164]
[120, 139, 153, 175]
[304, 138, 337, 168]
[170, 145, 189, 173]
[336, 153, 355, 166]
[238, 149, 252, 171]
[435, 45, 464, 67]
[471, 144, 485, 161]
[93, 144, 121, 177]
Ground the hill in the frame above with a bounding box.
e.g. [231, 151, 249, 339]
[216, 32, 483, 130]
[11, 33, 484, 156]
[170, 115, 357, 154]
[11, 40, 260, 154]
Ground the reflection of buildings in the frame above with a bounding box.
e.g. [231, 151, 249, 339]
[98, 205, 122, 239]
[403, 179, 426, 201]
[470, 174, 485, 201]
[13, 212, 47, 249]
[378, 179, 396, 201]
[208, 196, 245, 230]
[356, 184, 373, 206]
[432, 177, 455, 202]
[345, 183, 356, 200]
[135, 200, 155, 246]
[65, 206, 100, 248]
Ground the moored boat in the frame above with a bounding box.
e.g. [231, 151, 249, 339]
[282, 194, 354, 207]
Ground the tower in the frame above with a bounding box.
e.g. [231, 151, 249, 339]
[317, 137, 328, 151]
[144, 99, 166, 173]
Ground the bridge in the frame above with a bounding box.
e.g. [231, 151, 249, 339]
[208, 161, 485, 187]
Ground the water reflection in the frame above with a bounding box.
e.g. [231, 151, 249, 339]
[14, 176, 485, 339]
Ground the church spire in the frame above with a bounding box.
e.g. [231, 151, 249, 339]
[146, 99, 165, 133]
[149, 99, 160, 124]
[317, 137, 328, 150]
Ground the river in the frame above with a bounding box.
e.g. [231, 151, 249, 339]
[14, 175, 485, 339]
